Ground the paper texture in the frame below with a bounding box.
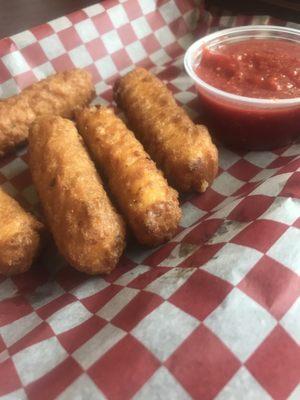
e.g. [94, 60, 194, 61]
[0, 1, 299, 399]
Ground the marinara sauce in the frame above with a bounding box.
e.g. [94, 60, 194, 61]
[195, 39, 300, 150]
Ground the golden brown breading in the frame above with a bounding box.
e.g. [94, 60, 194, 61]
[0, 69, 94, 157]
[28, 116, 126, 275]
[114, 67, 218, 192]
[0, 188, 43, 276]
[76, 106, 181, 246]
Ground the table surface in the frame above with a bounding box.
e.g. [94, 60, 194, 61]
[0, 0, 299, 39]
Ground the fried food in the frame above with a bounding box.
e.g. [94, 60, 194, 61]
[28, 116, 126, 275]
[114, 67, 218, 192]
[0, 188, 43, 276]
[76, 106, 181, 246]
[0, 69, 94, 157]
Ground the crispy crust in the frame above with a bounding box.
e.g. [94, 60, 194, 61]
[75, 106, 181, 246]
[28, 116, 126, 274]
[114, 67, 218, 192]
[0, 69, 95, 157]
[0, 188, 43, 276]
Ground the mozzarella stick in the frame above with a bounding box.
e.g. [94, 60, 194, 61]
[0, 69, 94, 157]
[114, 67, 218, 192]
[75, 106, 181, 246]
[28, 116, 125, 275]
[0, 188, 43, 276]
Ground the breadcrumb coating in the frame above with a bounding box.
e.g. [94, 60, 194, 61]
[0, 69, 94, 157]
[28, 116, 126, 275]
[76, 106, 181, 246]
[114, 67, 218, 192]
[0, 188, 43, 276]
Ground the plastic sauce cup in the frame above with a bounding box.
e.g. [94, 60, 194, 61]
[184, 25, 300, 150]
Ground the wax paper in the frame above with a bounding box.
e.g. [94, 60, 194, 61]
[0, 1, 299, 399]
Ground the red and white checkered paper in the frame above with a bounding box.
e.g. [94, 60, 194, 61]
[0, 1, 299, 399]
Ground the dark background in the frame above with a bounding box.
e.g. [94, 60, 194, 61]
[0, 0, 97, 38]
[0, 0, 299, 39]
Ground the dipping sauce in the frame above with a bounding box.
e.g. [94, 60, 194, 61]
[197, 39, 300, 99]
[193, 38, 300, 150]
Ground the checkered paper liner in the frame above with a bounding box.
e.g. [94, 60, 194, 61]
[0, 1, 299, 399]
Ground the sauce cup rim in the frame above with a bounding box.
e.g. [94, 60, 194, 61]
[184, 25, 300, 108]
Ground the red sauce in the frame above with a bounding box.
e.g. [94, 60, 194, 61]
[197, 39, 300, 99]
[194, 38, 300, 150]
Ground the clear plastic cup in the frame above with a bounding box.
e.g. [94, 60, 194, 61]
[184, 25, 300, 150]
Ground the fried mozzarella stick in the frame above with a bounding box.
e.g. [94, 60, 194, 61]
[0, 69, 94, 157]
[114, 67, 218, 192]
[28, 116, 125, 275]
[0, 188, 43, 276]
[76, 106, 181, 246]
